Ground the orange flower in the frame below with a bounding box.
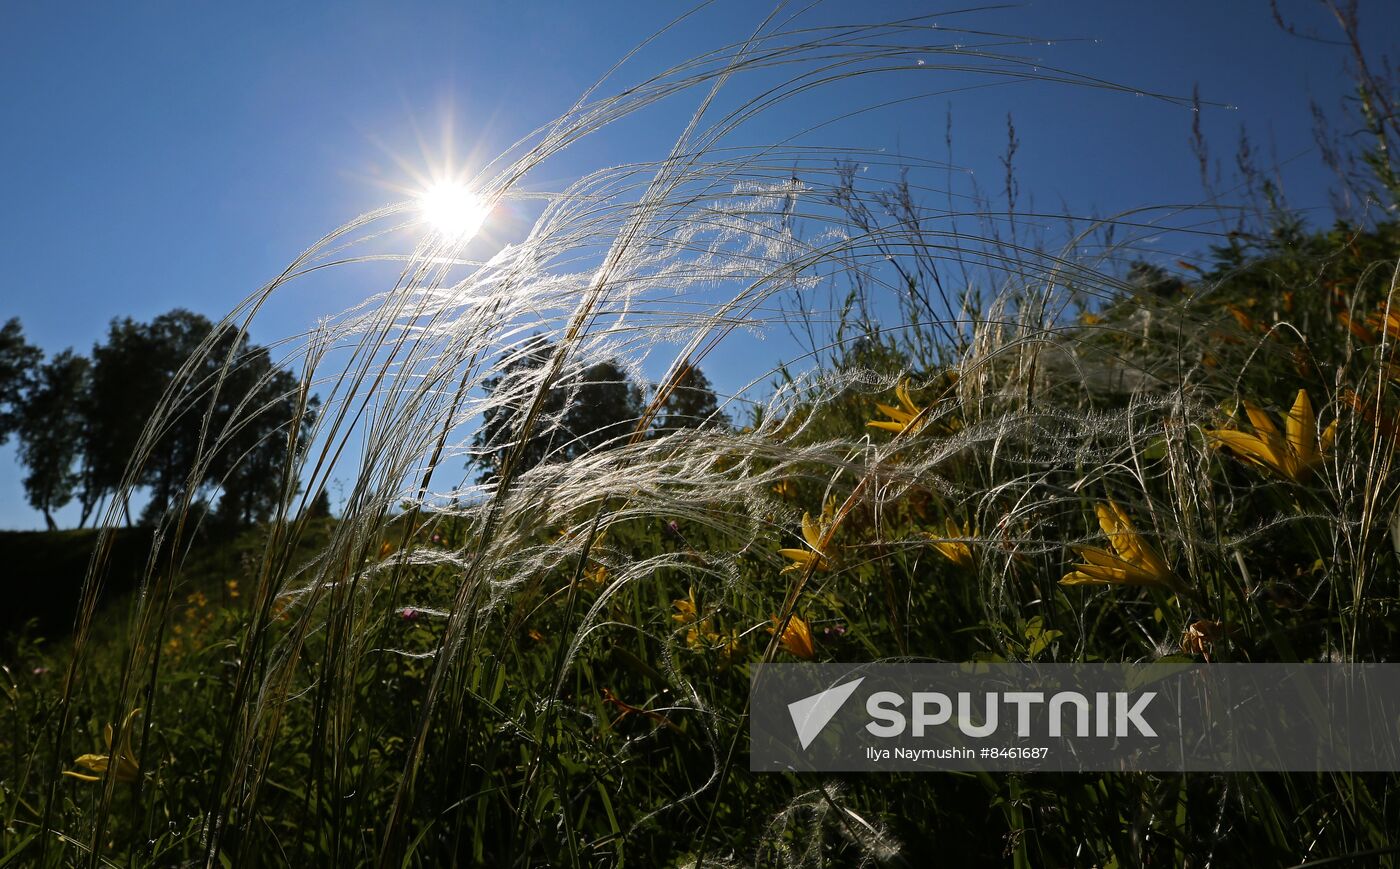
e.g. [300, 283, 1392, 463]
[64, 709, 142, 784]
[672, 587, 719, 649]
[1226, 304, 1257, 332]
[868, 379, 927, 436]
[1337, 309, 1378, 343]
[777, 498, 837, 573]
[1061, 501, 1175, 588]
[580, 563, 609, 587]
[671, 587, 699, 625]
[601, 688, 678, 731]
[1181, 619, 1230, 660]
[1342, 388, 1400, 439]
[1377, 308, 1400, 342]
[927, 517, 974, 569]
[769, 614, 815, 659]
[1206, 389, 1336, 483]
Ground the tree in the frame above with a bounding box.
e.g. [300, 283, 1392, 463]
[16, 350, 89, 530]
[301, 488, 334, 521]
[85, 311, 209, 523]
[1126, 261, 1185, 298]
[653, 365, 727, 435]
[0, 317, 41, 445]
[85, 309, 313, 528]
[566, 359, 644, 454]
[211, 345, 318, 528]
[471, 337, 644, 482]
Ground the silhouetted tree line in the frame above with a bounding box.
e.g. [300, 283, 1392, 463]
[470, 336, 728, 482]
[0, 311, 317, 530]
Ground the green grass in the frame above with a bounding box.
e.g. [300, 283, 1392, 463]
[4, 12, 1400, 864]
[6, 215, 1400, 863]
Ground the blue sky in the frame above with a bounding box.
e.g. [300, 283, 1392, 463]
[1, 0, 1395, 528]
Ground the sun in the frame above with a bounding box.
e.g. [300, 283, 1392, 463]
[418, 181, 489, 242]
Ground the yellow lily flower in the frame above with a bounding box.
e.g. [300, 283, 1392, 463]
[716, 628, 742, 666]
[64, 709, 142, 784]
[1373, 308, 1400, 342]
[672, 587, 719, 649]
[1206, 389, 1336, 483]
[927, 517, 974, 569]
[1060, 502, 1175, 588]
[671, 587, 699, 624]
[769, 614, 816, 660]
[580, 563, 608, 588]
[777, 497, 837, 573]
[867, 378, 927, 436]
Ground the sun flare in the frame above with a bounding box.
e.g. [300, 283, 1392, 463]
[418, 181, 488, 241]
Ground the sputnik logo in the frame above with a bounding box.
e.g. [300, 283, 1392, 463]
[787, 677, 865, 749]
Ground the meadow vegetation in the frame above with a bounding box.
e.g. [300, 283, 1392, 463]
[3, 7, 1400, 866]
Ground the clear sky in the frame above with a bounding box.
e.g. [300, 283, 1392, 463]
[2, 0, 1396, 529]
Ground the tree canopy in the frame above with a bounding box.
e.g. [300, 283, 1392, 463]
[0, 317, 41, 445]
[7, 309, 315, 529]
[470, 338, 725, 482]
[16, 350, 88, 530]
